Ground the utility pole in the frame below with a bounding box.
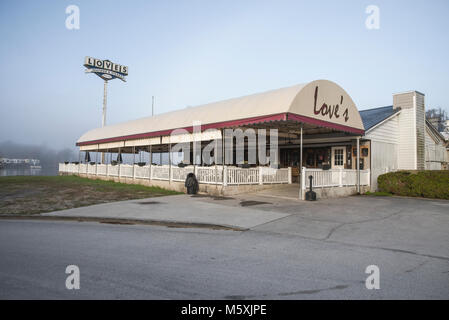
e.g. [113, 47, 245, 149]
[152, 96, 154, 116]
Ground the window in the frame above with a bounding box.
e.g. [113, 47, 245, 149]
[334, 148, 343, 166]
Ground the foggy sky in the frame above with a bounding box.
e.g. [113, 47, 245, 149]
[1, 0, 449, 151]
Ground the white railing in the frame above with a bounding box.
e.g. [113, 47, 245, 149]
[97, 164, 107, 176]
[108, 164, 119, 177]
[88, 164, 96, 175]
[302, 168, 370, 189]
[152, 165, 170, 180]
[79, 163, 88, 175]
[172, 166, 194, 182]
[261, 167, 290, 184]
[68, 163, 77, 174]
[119, 164, 133, 178]
[196, 166, 221, 184]
[226, 167, 259, 185]
[134, 165, 150, 179]
[59, 164, 292, 186]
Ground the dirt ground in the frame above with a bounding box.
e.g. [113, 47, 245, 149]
[0, 176, 180, 215]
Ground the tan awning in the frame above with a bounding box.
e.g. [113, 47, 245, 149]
[77, 80, 365, 146]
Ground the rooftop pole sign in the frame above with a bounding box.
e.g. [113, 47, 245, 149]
[84, 56, 128, 82]
[84, 56, 128, 163]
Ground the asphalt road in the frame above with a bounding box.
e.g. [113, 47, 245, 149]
[1, 218, 448, 299]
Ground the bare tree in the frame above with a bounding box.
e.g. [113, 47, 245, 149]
[426, 108, 448, 132]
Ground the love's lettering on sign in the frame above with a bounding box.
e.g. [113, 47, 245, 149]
[313, 86, 349, 122]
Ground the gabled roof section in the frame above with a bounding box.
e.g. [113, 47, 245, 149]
[359, 105, 400, 131]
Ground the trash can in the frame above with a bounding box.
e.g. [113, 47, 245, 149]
[185, 173, 199, 195]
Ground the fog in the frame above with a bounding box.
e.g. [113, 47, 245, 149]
[0, 141, 76, 175]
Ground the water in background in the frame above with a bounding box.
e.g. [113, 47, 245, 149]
[0, 167, 57, 177]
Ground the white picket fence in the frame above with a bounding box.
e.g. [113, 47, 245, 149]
[97, 164, 107, 176]
[301, 168, 370, 189]
[58, 163, 370, 189]
[59, 163, 291, 185]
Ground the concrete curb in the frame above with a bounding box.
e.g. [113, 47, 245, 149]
[0, 215, 247, 231]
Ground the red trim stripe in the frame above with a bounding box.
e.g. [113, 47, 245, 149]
[76, 112, 364, 146]
[76, 113, 287, 146]
[286, 113, 365, 135]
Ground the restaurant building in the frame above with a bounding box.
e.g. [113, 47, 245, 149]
[59, 79, 448, 199]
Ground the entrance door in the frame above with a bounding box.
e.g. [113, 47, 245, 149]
[331, 147, 346, 169]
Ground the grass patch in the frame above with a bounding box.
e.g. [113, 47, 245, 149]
[364, 191, 392, 197]
[0, 175, 181, 215]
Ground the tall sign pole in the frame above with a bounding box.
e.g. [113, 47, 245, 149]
[84, 56, 128, 163]
[103, 80, 108, 127]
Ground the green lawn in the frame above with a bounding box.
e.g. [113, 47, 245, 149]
[0, 175, 181, 215]
[363, 191, 393, 197]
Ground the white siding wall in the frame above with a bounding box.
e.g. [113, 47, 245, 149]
[366, 115, 399, 190]
[370, 141, 398, 190]
[397, 107, 417, 169]
[366, 114, 399, 144]
[425, 128, 448, 170]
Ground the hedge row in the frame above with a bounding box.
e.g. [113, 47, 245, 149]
[377, 170, 449, 199]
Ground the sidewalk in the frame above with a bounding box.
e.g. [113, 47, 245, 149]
[42, 194, 290, 230]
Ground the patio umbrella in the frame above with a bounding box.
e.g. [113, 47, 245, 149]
[117, 153, 122, 163]
[84, 152, 91, 163]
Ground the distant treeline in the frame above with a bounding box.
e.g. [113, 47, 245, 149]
[0, 141, 76, 170]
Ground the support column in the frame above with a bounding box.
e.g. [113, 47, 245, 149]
[101, 80, 108, 164]
[118, 147, 121, 180]
[169, 143, 172, 183]
[222, 129, 225, 188]
[149, 144, 152, 181]
[215, 138, 218, 185]
[356, 137, 360, 194]
[132, 146, 136, 180]
[288, 167, 292, 184]
[299, 124, 303, 199]
[160, 147, 162, 165]
[300, 124, 303, 170]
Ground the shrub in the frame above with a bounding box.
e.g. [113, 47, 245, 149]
[378, 170, 449, 199]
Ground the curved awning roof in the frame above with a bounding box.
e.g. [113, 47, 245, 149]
[77, 79, 364, 146]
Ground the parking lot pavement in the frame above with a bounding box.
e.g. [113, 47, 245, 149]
[248, 195, 449, 260]
[42, 194, 290, 230]
[3, 194, 449, 299]
[1, 219, 448, 299]
[42, 193, 449, 261]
